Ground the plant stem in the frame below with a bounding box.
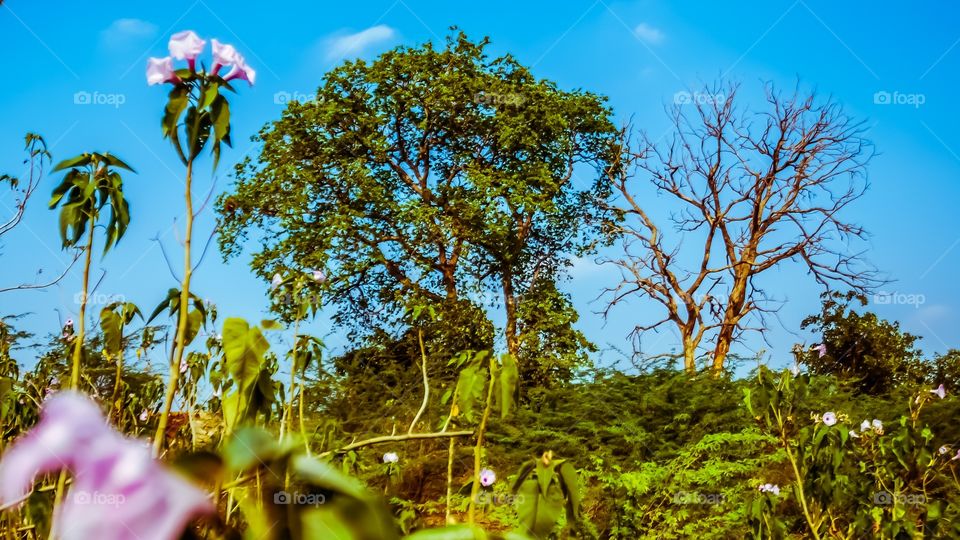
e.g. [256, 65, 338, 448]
[468, 355, 497, 524]
[154, 160, 194, 455]
[408, 329, 429, 434]
[281, 319, 300, 442]
[50, 218, 95, 540]
[69, 219, 95, 388]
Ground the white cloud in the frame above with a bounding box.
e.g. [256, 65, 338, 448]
[634, 22, 665, 45]
[100, 18, 158, 48]
[324, 25, 397, 62]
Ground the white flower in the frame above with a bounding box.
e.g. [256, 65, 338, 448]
[146, 56, 177, 85]
[860, 419, 871, 433]
[939, 445, 950, 455]
[382, 452, 399, 464]
[822, 412, 837, 426]
[271, 273, 283, 290]
[759, 483, 780, 496]
[849, 430, 860, 439]
[138, 409, 148, 422]
[931, 384, 947, 400]
[871, 419, 883, 434]
[168, 30, 206, 61]
[312, 270, 326, 284]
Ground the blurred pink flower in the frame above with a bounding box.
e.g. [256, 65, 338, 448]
[146, 57, 178, 86]
[931, 384, 947, 399]
[0, 392, 213, 540]
[168, 31, 206, 70]
[813, 343, 827, 358]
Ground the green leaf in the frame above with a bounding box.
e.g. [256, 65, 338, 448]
[498, 353, 518, 419]
[224, 427, 279, 472]
[455, 365, 486, 422]
[222, 317, 269, 390]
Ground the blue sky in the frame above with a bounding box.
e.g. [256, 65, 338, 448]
[1, 0, 958, 373]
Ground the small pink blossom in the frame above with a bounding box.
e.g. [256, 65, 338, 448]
[479, 468, 496, 487]
[0, 392, 213, 540]
[813, 343, 827, 358]
[139, 409, 149, 422]
[223, 55, 256, 86]
[146, 57, 178, 85]
[931, 384, 947, 400]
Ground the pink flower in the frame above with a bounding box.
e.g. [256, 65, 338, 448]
[931, 384, 947, 400]
[312, 270, 326, 284]
[479, 468, 496, 487]
[146, 57, 178, 85]
[211, 39, 240, 75]
[813, 343, 827, 358]
[139, 409, 149, 422]
[179, 359, 189, 374]
[223, 54, 256, 86]
[168, 31, 206, 70]
[0, 392, 213, 540]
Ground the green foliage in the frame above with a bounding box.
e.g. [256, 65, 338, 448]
[48, 152, 134, 253]
[746, 366, 960, 539]
[800, 291, 929, 394]
[217, 31, 616, 387]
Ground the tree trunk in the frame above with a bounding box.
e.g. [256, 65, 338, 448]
[502, 271, 519, 360]
[682, 336, 696, 374]
[712, 266, 749, 375]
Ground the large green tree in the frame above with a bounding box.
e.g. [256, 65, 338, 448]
[218, 32, 618, 385]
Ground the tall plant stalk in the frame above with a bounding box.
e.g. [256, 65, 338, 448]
[154, 160, 194, 454]
[468, 355, 497, 524]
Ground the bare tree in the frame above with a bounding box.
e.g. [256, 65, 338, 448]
[0, 133, 79, 293]
[604, 82, 881, 375]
